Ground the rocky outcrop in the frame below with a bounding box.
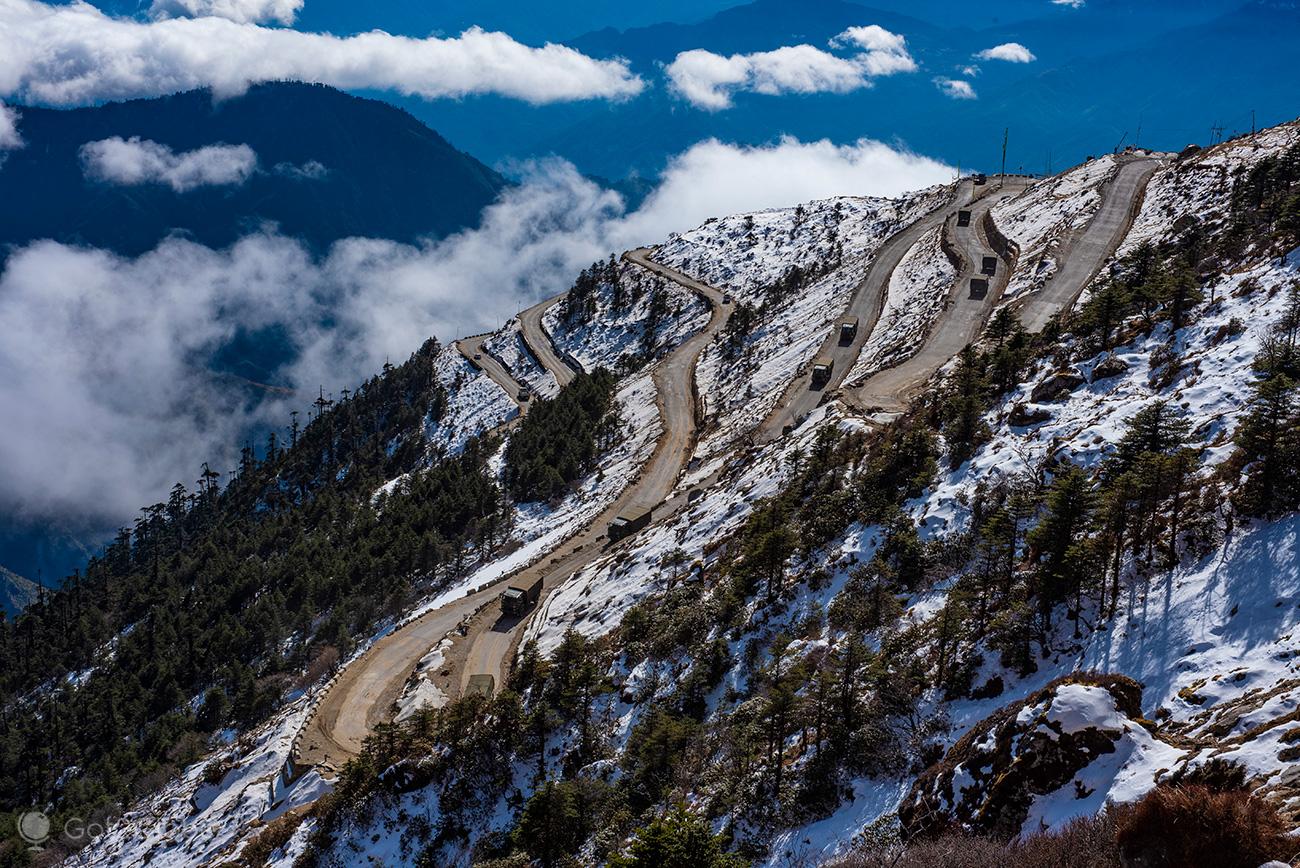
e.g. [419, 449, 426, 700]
[1030, 369, 1086, 402]
[900, 674, 1152, 840]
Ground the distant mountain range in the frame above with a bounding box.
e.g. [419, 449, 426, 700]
[402, 0, 1295, 179]
[0, 565, 39, 618]
[0, 82, 508, 257]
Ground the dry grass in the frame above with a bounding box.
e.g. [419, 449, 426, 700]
[1116, 784, 1294, 868]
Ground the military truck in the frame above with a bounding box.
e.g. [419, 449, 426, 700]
[982, 255, 998, 276]
[466, 674, 495, 698]
[501, 576, 543, 616]
[969, 278, 990, 300]
[957, 209, 972, 227]
[608, 506, 652, 543]
[811, 356, 834, 387]
[838, 316, 859, 345]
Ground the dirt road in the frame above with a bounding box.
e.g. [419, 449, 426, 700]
[1015, 157, 1161, 333]
[457, 250, 731, 693]
[518, 293, 579, 386]
[457, 335, 528, 410]
[847, 181, 1029, 413]
[295, 249, 731, 767]
[757, 182, 973, 442]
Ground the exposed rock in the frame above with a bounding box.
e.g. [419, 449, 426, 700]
[1008, 403, 1053, 427]
[1090, 355, 1130, 382]
[1030, 369, 1086, 403]
[900, 674, 1154, 840]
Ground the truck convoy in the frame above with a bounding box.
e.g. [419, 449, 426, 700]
[500, 576, 543, 616]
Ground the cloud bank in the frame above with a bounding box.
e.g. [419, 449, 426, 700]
[0, 136, 952, 531]
[976, 42, 1036, 63]
[0, 0, 644, 106]
[934, 78, 977, 100]
[666, 25, 916, 110]
[80, 137, 258, 191]
[148, 0, 302, 25]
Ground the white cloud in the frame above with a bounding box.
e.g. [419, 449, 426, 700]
[0, 100, 21, 150]
[976, 42, 1037, 63]
[80, 137, 257, 191]
[1052, 0, 1085, 7]
[0, 0, 644, 107]
[148, 0, 302, 25]
[829, 25, 918, 77]
[666, 25, 916, 110]
[960, 64, 980, 77]
[0, 135, 951, 531]
[934, 78, 977, 100]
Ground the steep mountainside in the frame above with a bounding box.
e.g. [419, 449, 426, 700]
[0, 565, 38, 619]
[0, 83, 507, 256]
[7, 121, 1300, 868]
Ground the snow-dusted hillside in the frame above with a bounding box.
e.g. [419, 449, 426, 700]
[63, 121, 1300, 868]
[992, 156, 1116, 302]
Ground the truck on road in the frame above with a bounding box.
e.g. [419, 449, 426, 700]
[957, 209, 972, 227]
[981, 255, 998, 276]
[811, 356, 835, 387]
[838, 316, 859, 345]
[466, 674, 495, 698]
[609, 506, 652, 543]
[501, 577, 543, 616]
[969, 278, 990, 300]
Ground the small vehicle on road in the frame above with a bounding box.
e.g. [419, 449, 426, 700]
[982, 256, 998, 276]
[838, 316, 859, 345]
[501, 577, 543, 616]
[811, 356, 834, 387]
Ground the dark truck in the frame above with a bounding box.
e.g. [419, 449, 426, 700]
[838, 315, 859, 345]
[981, 255, 998, 276]
[501, 576, 543, 616]
[811, 356, 834, 387]
[969, 278, 990, 300]
[608, 506, 652, 543]
[957, 209, 972, 227]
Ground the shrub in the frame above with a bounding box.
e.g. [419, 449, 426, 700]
[1115, 784, 1292, 868]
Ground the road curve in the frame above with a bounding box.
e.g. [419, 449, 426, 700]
[1015, 157, 1161, 333]
[296, 251, 731, 768]
[757, 182, 973, 442]
[296, 588, 494, 773]
[518, 293, 580, 387]
[459, 250, 732, 692]
[457, 335, 529, 411]
[847, 179, 1030, 414]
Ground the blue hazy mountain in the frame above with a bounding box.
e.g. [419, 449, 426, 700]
[0, 565, 39, 619]
[400, 0, 1292, 180]
[0, 82, 508, 257]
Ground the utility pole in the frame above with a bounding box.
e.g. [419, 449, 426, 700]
[1046, 148, 1053, 177]
[1251, 109, 1256, 136]
[1000, 128, 1008, 187]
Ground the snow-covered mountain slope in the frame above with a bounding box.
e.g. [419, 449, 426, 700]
[66, 121, 1300, 868]
[543, 258, 708, 373]
[992, 156, 1116, 302]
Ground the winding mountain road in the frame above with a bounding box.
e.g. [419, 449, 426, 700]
[457, 250, 731, 693]
[1015, 156, 1161, 333]
[757, 181, 974, 442]
[457, 335, 529, 411]
[293, 157, 1163, 780]
[518, 293, 580, 386]
[296, 250, 731, 773]
[847, 179, 1030, 413]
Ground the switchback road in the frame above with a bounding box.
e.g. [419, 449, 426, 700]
[1015, 157, 1161, 333]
